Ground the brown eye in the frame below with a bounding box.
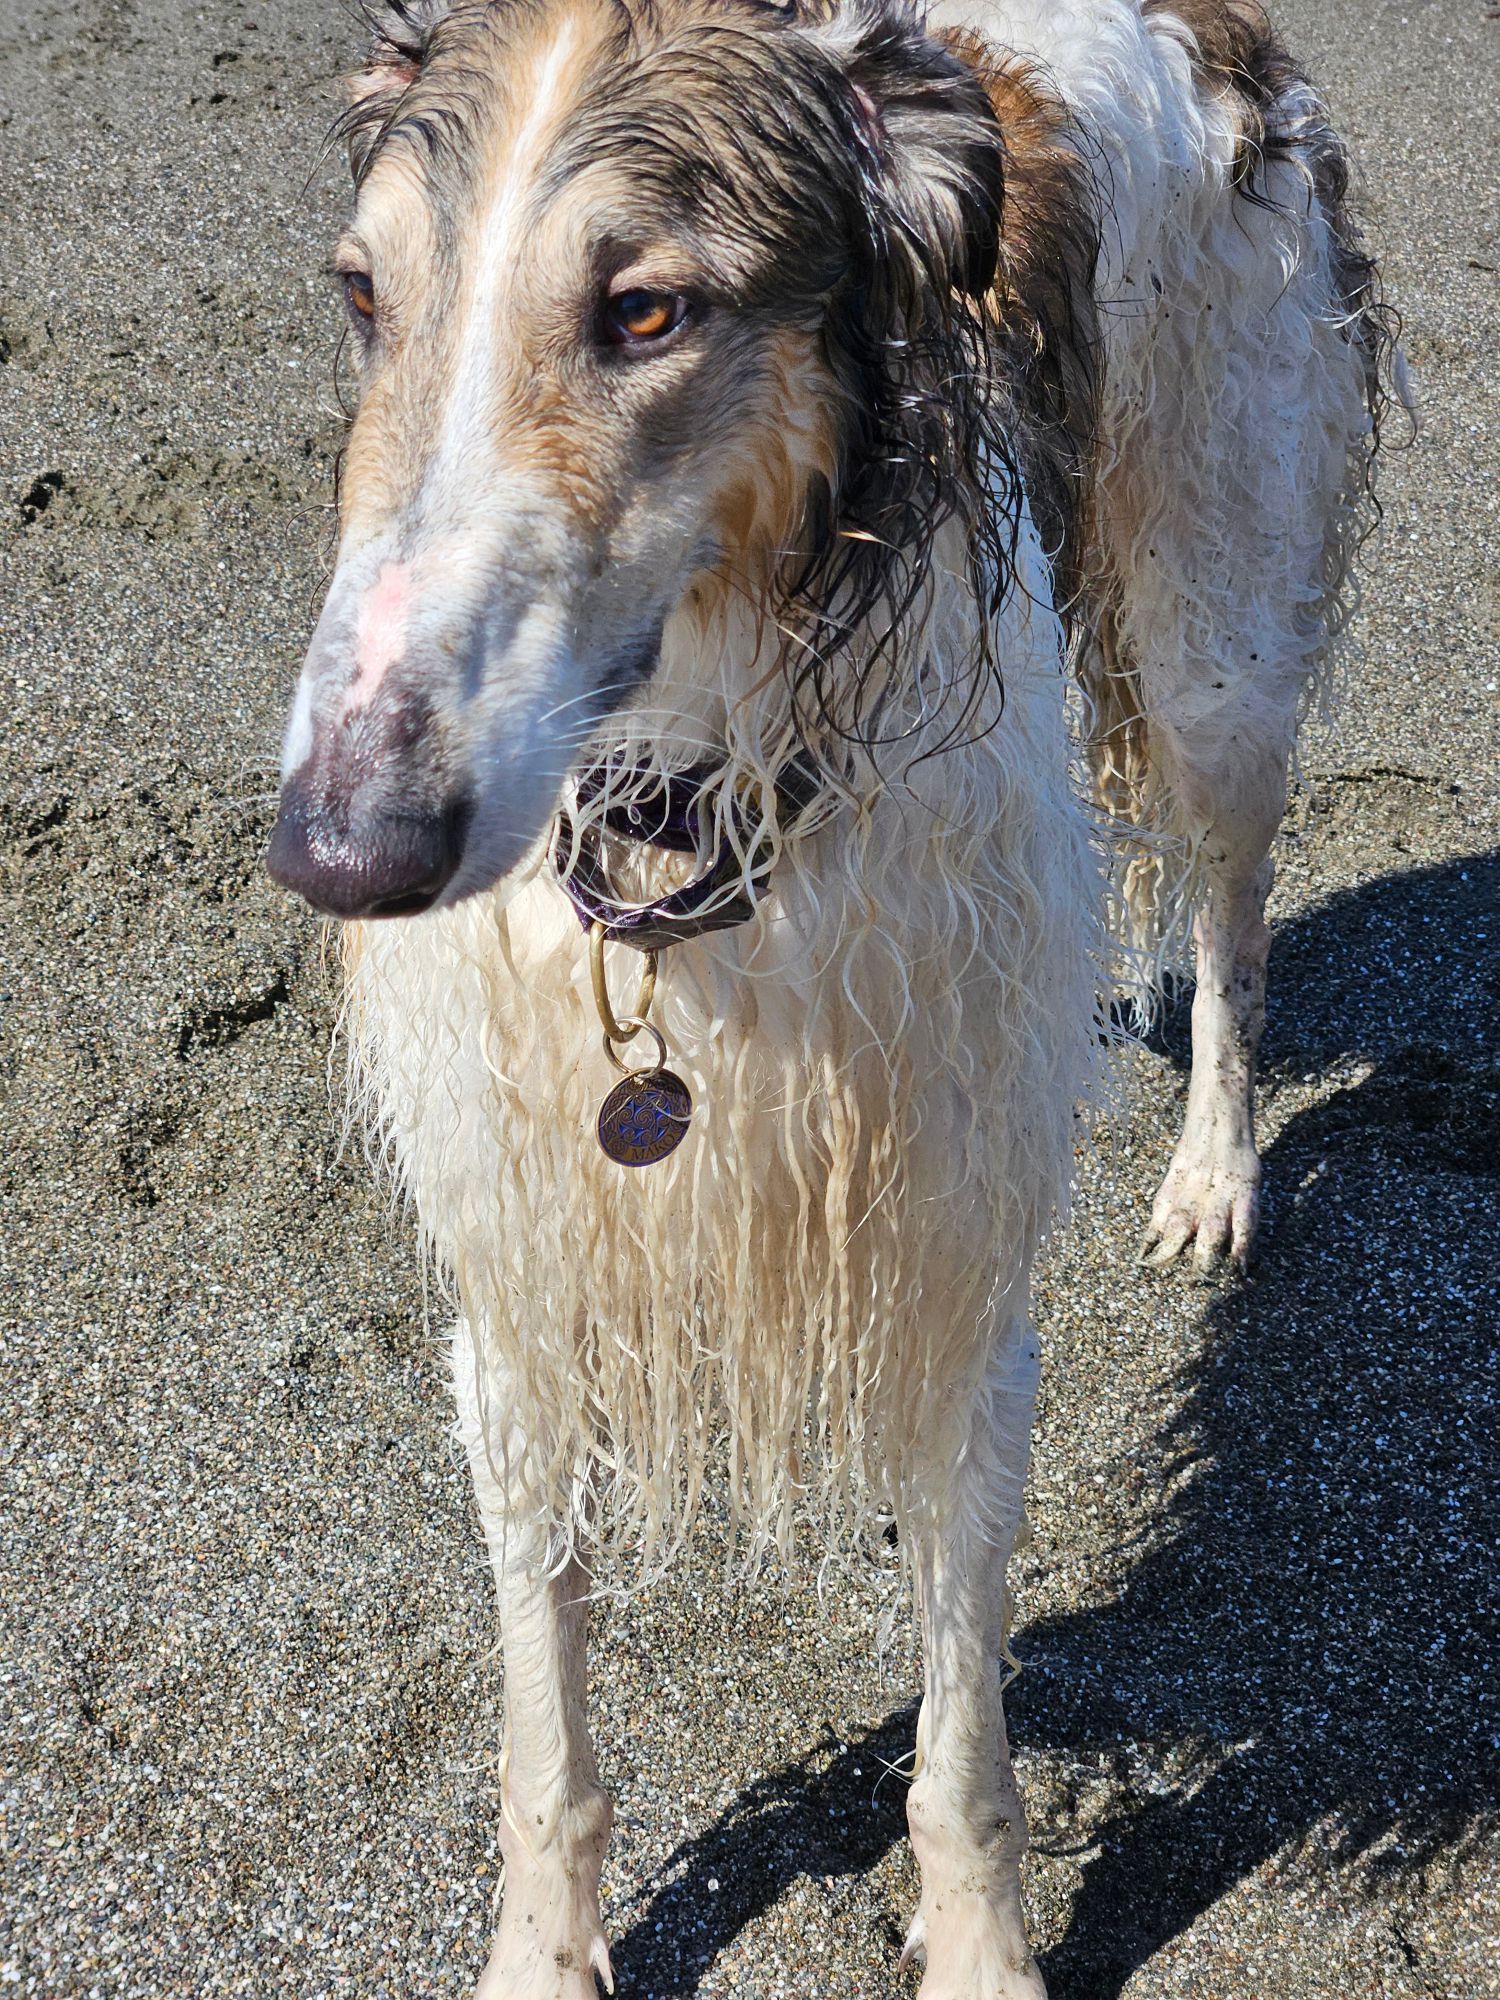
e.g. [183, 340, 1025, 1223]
[604, 288, 689, 347]
[343, 270, 376, 325]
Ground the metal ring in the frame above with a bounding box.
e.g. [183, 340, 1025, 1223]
[602, 1018, 668, 1076]
[589, 920, 657, 1044]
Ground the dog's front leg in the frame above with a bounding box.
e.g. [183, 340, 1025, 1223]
[903, 1319, 1047, 2000]
[454, 1325, 613, 2000]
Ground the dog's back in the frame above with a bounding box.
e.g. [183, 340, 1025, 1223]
[948, 1, 1396, 927]
[958, 0, 1401, 1267]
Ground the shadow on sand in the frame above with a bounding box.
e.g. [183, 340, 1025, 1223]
[610, 849, 1499, 1998]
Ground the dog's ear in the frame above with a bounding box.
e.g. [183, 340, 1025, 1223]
[346, 1, 450, 100]
[780, 3, 1018, 752]
[341, 2, 451, 173]
[815, 0, 1006, 307]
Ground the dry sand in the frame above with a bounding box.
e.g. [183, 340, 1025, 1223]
[1, 0, 1496, 1994]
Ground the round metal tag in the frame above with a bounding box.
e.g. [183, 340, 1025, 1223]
[596, 1068, 693, 1167]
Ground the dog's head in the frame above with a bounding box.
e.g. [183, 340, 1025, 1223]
[267, 0, 1009, 918]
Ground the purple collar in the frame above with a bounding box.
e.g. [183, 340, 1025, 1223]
[552, 754, 824, 954]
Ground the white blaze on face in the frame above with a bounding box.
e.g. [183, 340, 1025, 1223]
[277, 20, 601, 884]
[426, 19, 580, 508]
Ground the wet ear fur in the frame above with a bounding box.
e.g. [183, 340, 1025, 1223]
[811, 0, 1006, 306]
[346, 56, 419, 108]
[341, 1, 451, 169]
[345, 2, 439, 96]
[775, 2, 1033, 757]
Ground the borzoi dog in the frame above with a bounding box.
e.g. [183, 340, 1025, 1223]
[266, 0, 1398, 1990]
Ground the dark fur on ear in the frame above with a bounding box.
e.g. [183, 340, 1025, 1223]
[942, 31, 1103, 606]
[781, 0, 1097, 767]
[837, 5, 1006, 302]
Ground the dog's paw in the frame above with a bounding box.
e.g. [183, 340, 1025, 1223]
[1141, 1135, 1260, 1274]
[897, 1903, 1048, 1999]
[475, 1927, 613, 2000]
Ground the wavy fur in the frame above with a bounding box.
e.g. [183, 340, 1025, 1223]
[343, 500, 1102, 1574]
[268, 4, 1404, 1985]
[323, 0, 1401, 1564]
[1062, 0, 1408, 982]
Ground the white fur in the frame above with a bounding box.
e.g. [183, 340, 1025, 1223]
[279, 667, 315, 780]
[430, 20, 582, 505]
[947, 0, 1390, 1270]
[347, 494, 1098, 1572]
[326, 4, 1392, 1992]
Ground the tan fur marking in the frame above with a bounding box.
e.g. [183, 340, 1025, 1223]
[706, 332, 839, 591]
[940, 31, 1101, 603]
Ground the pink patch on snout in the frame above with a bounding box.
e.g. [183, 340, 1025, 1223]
[340, 562, 411, 719]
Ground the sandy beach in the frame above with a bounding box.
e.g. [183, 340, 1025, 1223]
[1, 0, 1496, 1994]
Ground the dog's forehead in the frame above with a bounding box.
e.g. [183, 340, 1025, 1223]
[358, 6, 596, 209]
[358, 0, 839, 241]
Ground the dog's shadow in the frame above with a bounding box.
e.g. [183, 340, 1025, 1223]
[609, 1707, 919, 1994]
[609, 849, 1500, 1998]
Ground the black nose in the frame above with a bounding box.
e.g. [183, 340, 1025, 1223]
[266, 790, 470, 919]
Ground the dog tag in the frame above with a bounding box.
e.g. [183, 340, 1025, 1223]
[596, 1067, 693, 1168]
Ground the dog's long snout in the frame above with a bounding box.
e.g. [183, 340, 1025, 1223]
[268, 527, 592, 915]
[267, 784, 471, 919]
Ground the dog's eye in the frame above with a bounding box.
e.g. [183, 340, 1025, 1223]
[343, 270, 376, 326]
[604, 288, 689, 347]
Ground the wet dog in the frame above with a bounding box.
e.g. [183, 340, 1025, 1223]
[267, 3, 1398, 1990]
